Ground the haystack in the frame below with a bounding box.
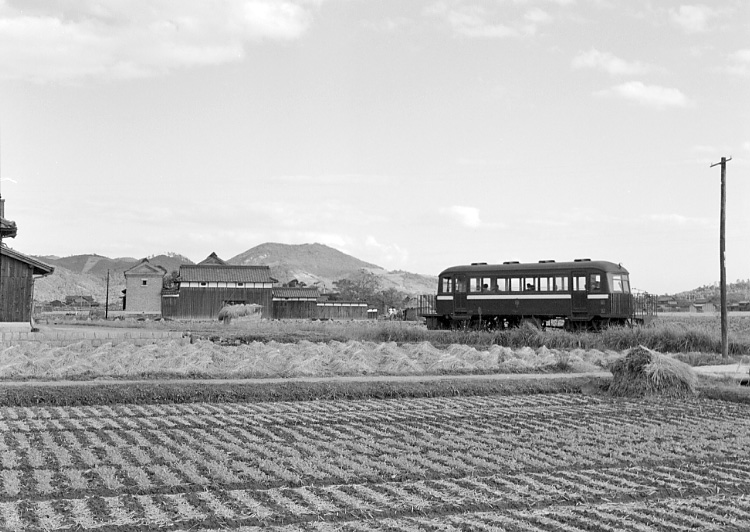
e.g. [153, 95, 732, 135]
[609, 345, 697, 398]
[218, 304, 262, 324]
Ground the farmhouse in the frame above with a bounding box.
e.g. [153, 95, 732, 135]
[0, 199, 54, 326]
[689, 299, 716, 313]
[162, 252, 275, 319]
[123, 258, 167, 313]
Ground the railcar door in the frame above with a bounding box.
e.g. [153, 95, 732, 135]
[453, 275, 468, 314]
[571, 273, 588, 316]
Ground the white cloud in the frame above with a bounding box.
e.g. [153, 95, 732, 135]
[364, 236, 409, 266]
[0, 0, 317, 82]
[726, 49, 750, 77]
[669, 5, 718, 33]
[572, 49, 652, 76]
[596, 81, 693, 109]
[445, 205, 482, 227]
[646, 213, 710, 226]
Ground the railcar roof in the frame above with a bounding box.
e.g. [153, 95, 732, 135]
[439, 260, 628, 276]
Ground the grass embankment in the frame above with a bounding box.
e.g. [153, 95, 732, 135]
[0, 375, 603, 407]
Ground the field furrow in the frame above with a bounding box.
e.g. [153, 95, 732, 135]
[0, 393, 748, 530]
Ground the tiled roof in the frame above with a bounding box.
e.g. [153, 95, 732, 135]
[178, 265, 273, 283]
[0, 245, 54, 275]
[273, 288, 320, 299]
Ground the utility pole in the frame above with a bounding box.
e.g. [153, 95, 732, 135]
[105, 270, 110, 320]
[710, 156, 732, 358]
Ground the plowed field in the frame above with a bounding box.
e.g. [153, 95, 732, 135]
[1, 392, 749, 530]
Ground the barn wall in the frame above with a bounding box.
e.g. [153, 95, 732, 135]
[0, 255, 33, 322]
[164, 287, 273, 319]
[317, 303, 368, 320]
[272, 300, 318, 319]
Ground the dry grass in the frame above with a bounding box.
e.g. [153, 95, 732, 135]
[609, 345, 698, 398]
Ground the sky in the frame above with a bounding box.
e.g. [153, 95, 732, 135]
[0, 0, 748, 294]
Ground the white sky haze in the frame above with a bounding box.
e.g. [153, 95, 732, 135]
[0, 0, 748, 294]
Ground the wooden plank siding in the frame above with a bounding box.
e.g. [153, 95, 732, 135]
[0, 254, 33, 322]
[317, 302, 368, 320]
[162, 287, 273, 320]
[272, 300, 318, 319]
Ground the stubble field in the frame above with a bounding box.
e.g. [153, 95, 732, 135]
[2, 317, 749, 530]
[1, 391, 750, 531]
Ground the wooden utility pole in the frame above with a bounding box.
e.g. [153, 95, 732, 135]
[711, 156, 732, 358]
[105, 270, 110, 320]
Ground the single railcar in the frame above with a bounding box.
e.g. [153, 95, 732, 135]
[423, 259, 655, 330]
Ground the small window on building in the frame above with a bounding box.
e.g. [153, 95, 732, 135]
[141, 279, 148, 286]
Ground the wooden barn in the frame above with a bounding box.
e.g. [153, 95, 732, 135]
[1, 200, 54, 325]
[162, 252, 275, 319]
[272, 287, 320, 319]
[0, 246, 54, 323]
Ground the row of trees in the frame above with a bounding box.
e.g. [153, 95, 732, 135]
[331, 269, 411, 311]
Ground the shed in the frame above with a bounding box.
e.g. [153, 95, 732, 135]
[272, 287, 320, 319]
[163, 252, 274, 319]
[0, 245, 54, 323]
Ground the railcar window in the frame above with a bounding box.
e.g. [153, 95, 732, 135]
[538, 277, 550, 292]
[509, 278, 521, 292]
[470, 278, 491, 292]
[440, 277, 452, 294]
[455, 277, 467, 293]
[622, 276, 631, 293]
[610, 274, 623, 292]
[496, 278, 508, 292]
[524, 278, 536, 291]
[590, 274, 602, 292]
[554, 276, 568, 292]
[573, 276, 587, 291]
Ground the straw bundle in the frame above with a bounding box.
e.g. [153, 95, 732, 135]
[218, 304, 262, 324]
[609, 345, 697, 398]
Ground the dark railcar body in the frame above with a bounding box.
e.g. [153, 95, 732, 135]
[424, 259, 649, 330]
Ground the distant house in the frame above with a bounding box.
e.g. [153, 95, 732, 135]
[689, 299, 716, 313]
[162, 252, 275, 319]
[65, 295, 95, 307]
[123, 258, 167, 313]
[657, 295, 678, 312]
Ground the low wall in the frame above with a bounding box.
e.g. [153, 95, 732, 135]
[0, 329, 189, 348]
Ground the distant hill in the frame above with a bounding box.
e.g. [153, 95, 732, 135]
[30, 245, 436, 304]
[229, 243, 436, 295]
[33, 253, 194, 303]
